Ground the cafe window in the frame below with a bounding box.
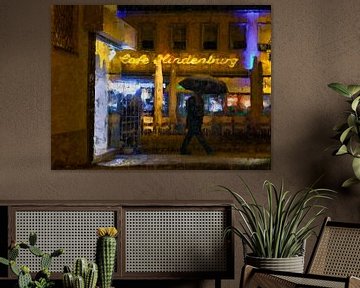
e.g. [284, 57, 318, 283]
[171, 24, 187, 50]
[140, 23, 155, 50]
[258, 23, 271, 51]
[226, 94, 251, 116]
[263, 94, 271, 115]
[202, 23, 218, 50]
[229, 23, 247, 50]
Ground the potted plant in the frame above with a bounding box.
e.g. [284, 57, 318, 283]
[220, 179, 335, 273]
[328, 83, 360, 187]
[62, 258, 98, 288]
[0, 232, 63, 288]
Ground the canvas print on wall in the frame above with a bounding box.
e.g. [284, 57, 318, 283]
[51, 5, 271, 170]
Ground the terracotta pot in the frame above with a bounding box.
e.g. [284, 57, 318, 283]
[245, 254, 305, 273]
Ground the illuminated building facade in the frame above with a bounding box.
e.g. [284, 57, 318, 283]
[106, 5, 271, 141]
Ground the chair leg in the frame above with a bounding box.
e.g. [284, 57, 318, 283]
[215, 278, 221, 288]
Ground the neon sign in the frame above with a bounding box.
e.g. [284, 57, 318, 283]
[119, 53, 239, 68]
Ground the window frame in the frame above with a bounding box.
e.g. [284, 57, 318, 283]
[257, 22, 271, 52]
[139, 22, 156, 51]
[228, 22, 247, 50]
[201, 23, 219, 51]
[170, 23, 187, 51]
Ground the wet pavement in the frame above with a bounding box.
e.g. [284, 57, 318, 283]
[95, 134, 271, 170]
[96, 153, 270, 170]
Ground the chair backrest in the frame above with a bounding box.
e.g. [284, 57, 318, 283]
[143, 116, 154, 125]
[307, 217, 360, 278]
[202, 115, 211, 124]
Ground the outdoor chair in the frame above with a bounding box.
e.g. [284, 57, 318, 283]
[202, 115, 213, 135]
[233, 116, 247, 135]
[241, 217, 360, 288]
[220, 116, 233, 136]
[142, 116, 154, 134]
[159, 117, 171, 134]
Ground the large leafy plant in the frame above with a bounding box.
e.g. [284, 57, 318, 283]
[221, 179, 334, 258]
[328, 83, 360, 187]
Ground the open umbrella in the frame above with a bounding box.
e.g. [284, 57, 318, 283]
[179, 75, 228, 94]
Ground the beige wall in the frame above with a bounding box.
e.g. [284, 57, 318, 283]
[1, 1, 360, 287]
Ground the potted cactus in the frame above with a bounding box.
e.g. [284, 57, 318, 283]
[96, 227, 118, 288]
[62, 258, 98, 288]
[0, 232, 63, 288]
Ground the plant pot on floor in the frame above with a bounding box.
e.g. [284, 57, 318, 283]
[245, 254, 305, 273]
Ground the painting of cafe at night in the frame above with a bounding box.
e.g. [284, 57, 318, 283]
[51, 5, 271, 169]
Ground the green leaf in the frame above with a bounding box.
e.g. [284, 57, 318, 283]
[348, 135, 360, 156]
[347, 85, 360, 97]
[8, 247, 19, 261]
[10, 261, 20, 276]
[352, 157, 360, 179]
[0, 257, 9, 266]
[336, 144, 348, 155]
[351, 96, 360, 111]
[342, 177, 360, 188]
[347, 114, 356, 127]
[29, 246, 44, 257]
[340, 126, 353, 143]
[328, 83, 352, 98]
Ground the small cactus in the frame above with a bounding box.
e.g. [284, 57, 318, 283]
[96, 227, 118, 288]
[19, 243, 30, 249]
[62, 259, 98, 288]
[18, 268, 32, 288]
[35, 268, 51, 282]
[85, 262, 98, 288]
[51, 248, 64, 258]
[29, 232, 37, 246]
[10, 260, 21, 276]
[9, 246, 19, 260]
[63, 265, 72, 273]
[41, 253, 52, 270]
[63, 272, 74, 288]
[74, 275, 85, 288]
[0, 233, 63, 288]
[29, 245, 44, 257]
[74, 258, 88, 279]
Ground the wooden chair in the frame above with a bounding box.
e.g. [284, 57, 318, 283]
[241, 217, 360, 288]
[159, 117, 170, 134]
[202, 115, 212, 136]
[142, 116, 154, 134]
[220, 116, 233, 136]
[233, 116, 247, 135]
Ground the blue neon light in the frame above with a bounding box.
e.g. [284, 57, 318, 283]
[116, 9, 127, 18]
[243, 12, 260, 70]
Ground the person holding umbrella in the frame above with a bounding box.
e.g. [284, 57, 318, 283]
[179, 75, 228, 155]
[180, 89, 213, 155]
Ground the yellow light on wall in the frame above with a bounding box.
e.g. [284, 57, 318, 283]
[118, 53, 240, 68]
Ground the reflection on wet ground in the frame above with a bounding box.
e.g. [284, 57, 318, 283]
[96, 134, 270, 170]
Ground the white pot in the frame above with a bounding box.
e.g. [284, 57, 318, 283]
[245, 254, 305, 273]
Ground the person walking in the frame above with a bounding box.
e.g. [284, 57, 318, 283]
[180, 91, 213, 155]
